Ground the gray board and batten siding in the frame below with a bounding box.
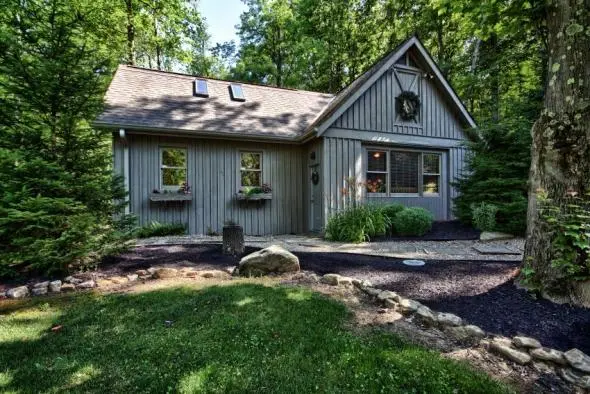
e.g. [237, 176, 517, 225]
[321, 57, 470, 221]
[114, 133, 306, 236]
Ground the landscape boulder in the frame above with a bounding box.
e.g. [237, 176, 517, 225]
[530, 347, 566, 365]
[436, 312, 463, 327]
[321, 274, 341, 285]
[153, 267, 178, 279]
[513, 336, 541, 349]
[564, 349, 590, 373]
[49, 281, 62, 293]
[76, 280, 96, 289]
[7, 286, 29, 299]
[490, 339, 532, 365]
[236, 245, 300, 276]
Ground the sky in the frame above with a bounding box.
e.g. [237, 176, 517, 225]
[200, 0, 248, 46]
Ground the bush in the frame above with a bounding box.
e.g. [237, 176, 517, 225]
[453, 120, 531, 235]
[0, 150, 133, 277]
[392, 207, 434, 236]
[471, 202, 498, 232]
[134, 221, 187, 238]
[381, 203, 406, 233]
[325, 205, 389, 243]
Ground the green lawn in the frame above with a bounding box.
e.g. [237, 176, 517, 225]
[0, 283, 513, 393]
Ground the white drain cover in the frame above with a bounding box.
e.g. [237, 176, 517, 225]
[403, 259, 425, 266]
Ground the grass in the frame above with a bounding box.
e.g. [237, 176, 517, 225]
[0, 283, 513, 393]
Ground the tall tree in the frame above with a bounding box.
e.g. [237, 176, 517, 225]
[523, 0, 590, 300]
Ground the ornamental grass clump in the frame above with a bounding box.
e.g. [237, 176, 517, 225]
[392, 207, 434, 236]
[325, 205, 389, 243]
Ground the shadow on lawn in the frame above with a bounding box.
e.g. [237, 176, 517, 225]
[0, 284, 510, 393]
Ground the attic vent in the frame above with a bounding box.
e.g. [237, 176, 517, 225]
[193, 79, 209, 97]
[229, 83, 245, 102]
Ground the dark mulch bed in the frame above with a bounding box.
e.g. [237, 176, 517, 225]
[375, 220, 481, 241]
[97, 243, 590, 355]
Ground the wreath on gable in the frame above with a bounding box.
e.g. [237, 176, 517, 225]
[396, 90, 420, 121]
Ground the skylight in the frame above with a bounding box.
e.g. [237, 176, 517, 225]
[193, 79, 209, 97]
[229, 83, 246, 102]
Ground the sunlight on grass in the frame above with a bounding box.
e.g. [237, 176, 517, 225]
[235, 296, 256, 306]
[286, 289, 313, 301]
[0, 283, 514, 393]
[67, 365, 100, 388]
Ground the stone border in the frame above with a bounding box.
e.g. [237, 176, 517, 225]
[315, 272, 590, 390]
[2, 268, 588, 390]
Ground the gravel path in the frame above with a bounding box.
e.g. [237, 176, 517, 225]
[105, 243, 590, 354]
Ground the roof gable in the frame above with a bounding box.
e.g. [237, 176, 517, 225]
[310, 36, 476, 136]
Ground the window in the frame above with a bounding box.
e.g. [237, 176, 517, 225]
[366, 150, 388, 193]
[240, 152, 262, 187]
[422, 153, 440, 195]
[365, 148, 441, 197]
[160, 147, 187, 190]
[230, 83, 245, 101]
[391, 151, 420, 194]
[193, 79, 209, 97]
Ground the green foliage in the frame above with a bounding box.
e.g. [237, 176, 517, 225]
[0, 1, 133, 277]
[471, 202, 498, 232]
[0, 284, 513, 393]
[381, 203, 406, 233]
[540, 194, 590, 282]
[454, 120, 532, 235]
[134, 221, 187, 238]
[392, 207, 434, 237]
[325, 205, 389, 243]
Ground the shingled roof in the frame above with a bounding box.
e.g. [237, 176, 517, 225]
[95, 65, 334, 140]
[96, 36, 475, 141]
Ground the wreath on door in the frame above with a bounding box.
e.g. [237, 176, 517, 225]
[396, 90, 420, 121]
[311, 170, 319, 185]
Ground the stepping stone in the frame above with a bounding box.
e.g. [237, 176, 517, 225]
[472, 245, 521, 255]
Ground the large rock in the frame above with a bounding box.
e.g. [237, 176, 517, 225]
[560, 368, 590, 389]
[76, 280, 96, 289]
[490, 340, 532, 365]
[530, 347, 566, 365]
[49, 280, 62, 293]
[31, 287, 48, 296]
[513, 336, 542, 349]
[415, 306, 436, 325]
[436, 312, 463, 327]
[153, 267, 178, 279]
[564, 349, 590, 373]
[6, 286, 29, 299]
[237, 245, 300, 276]
[398, 298, 422, 314]
[321, 274, 341, 285]
[377, 291, 400, 303]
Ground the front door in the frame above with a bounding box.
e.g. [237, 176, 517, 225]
[309, 165, 322, 232]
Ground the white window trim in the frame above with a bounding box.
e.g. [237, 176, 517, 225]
[238, 150, 264, 190]
[364, 146, 442, 198]
[159, 146, 188, 190]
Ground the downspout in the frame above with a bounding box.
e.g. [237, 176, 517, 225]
[119, 128, 130, 215]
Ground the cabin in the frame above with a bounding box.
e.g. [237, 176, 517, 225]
[95, 36, 476, 236]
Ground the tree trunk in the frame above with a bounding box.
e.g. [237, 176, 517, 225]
[222, 225, 245, 256]
[125, 0, 135, 65]
[522, 0, 590, 300]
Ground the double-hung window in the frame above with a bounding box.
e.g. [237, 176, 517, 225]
[160, 147, 187, 190]
[365, 148, 441, 197]
[240, 151, 262, 188]
[422, 153, 441, 195]
[366, 150, 388, 193]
